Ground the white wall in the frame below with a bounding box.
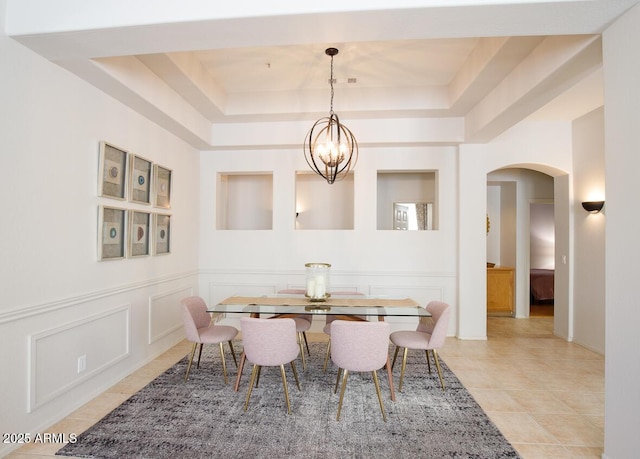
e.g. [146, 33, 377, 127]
[602, 4, 640, 458]
[0, 6, 200, 453]
[2, 0, 634, 454]
[200, 120, 574, 341]
[530, 203, 555, 269]
[199, 144, 459, 334]
[572, 107, 605, 353]
[459, 121, 572, 338]
[486, 185, 501, 264]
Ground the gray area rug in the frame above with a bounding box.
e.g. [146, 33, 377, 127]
[57, 343, 520, 459]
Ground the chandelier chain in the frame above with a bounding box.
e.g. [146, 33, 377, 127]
[329, 54, 335, 115]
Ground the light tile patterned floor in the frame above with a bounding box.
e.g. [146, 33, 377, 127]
[6, 317, 604, 459]
[442, 317, 605, 458]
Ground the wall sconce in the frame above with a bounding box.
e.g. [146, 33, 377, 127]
[581, 201, 604, 213]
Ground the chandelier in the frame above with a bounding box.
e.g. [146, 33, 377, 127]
[304, 48, 358, 184]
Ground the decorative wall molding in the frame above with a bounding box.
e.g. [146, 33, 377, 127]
[28, 305, 131, 412]
[148, 286, 193, 344]
[0, 270, 198, 324]
[370, 284, 445, 302]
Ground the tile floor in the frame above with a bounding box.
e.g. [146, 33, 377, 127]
[442, 317, 605, 458]
[6, 316, 604, 459]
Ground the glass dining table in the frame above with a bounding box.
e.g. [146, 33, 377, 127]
[208, 294, 429, 400]
[208, 294, 428, 318]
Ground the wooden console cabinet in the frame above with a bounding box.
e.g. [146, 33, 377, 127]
[487, 266, 514, 316]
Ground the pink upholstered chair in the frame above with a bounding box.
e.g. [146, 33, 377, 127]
[241, 317, 301, 414]
[322, 291, 366, 372]
[181, 296, 238, 383]
[390, 300, 450, 390]
[330, 320, 391, 421]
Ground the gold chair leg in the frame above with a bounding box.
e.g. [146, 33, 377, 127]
[228, 341, 238, 367]
[391, 346, 400, 369]
[290, 361, 301, 391]
[334, 368, 343, 394]
[297, 332, 307, 370]
[303, 332, 311, 356]
[372, 370, 387, 422]
[196, 343, 204, 368]
[323, 339, 331, 373]
[234, 351, 246, 392]
[185, 342, 197, 381]
[386, 354, 396, 402]
[280, 364, 292, 414]
[255, 366, 262, 387]
[399, 347, 409, 392]
[336, 369, 349, 421]
[433, 349, 445, 390]
[219, 342, 228, 385]
[244, 364, 259, 411]
[425, 349, 432, 373]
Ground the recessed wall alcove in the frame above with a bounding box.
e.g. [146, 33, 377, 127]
[216, 173, 273, 230]
[376, 171, 438, 230]
[295, 172, 354, 230]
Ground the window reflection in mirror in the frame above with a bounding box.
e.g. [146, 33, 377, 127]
[393, 202, 433, 230]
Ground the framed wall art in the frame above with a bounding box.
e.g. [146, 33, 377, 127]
[153, 213, 171, 255]
[128, 210, 151, 257]
[153, 164, 172, 209]
[98, 206, 127, 260]
[98, 142, 128, 200]
[130, 154, 152, 205]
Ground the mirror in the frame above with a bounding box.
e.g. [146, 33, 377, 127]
[393, 202, 433, 230]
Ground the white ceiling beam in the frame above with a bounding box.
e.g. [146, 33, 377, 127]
[449, 36, 545, 114]
[138, 53, 227, 121]
[7, 1, 638, 60]
[58, 56, 214, 148]
[209, 117, 465, 150]
[465, 35, 603, 142]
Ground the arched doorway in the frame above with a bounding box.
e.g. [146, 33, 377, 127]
[484, 165, 571, 339]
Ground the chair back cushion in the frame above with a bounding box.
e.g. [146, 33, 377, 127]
[423, 301, 450, 349]
[181, 296, 212, 342]
[241, 317, 299, 366]
[330, 320, 390, 372]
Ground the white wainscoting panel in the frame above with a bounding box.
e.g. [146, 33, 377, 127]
[28, 305, 130, 412]
[148, 286, 193, 344]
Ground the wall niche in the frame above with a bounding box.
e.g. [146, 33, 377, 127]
[216, 173, 273, 230]
[377, 171, 438, 230]
[295, 172, 354, 230]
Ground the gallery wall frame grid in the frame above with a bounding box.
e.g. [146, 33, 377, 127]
[97, 140, 173, 261]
